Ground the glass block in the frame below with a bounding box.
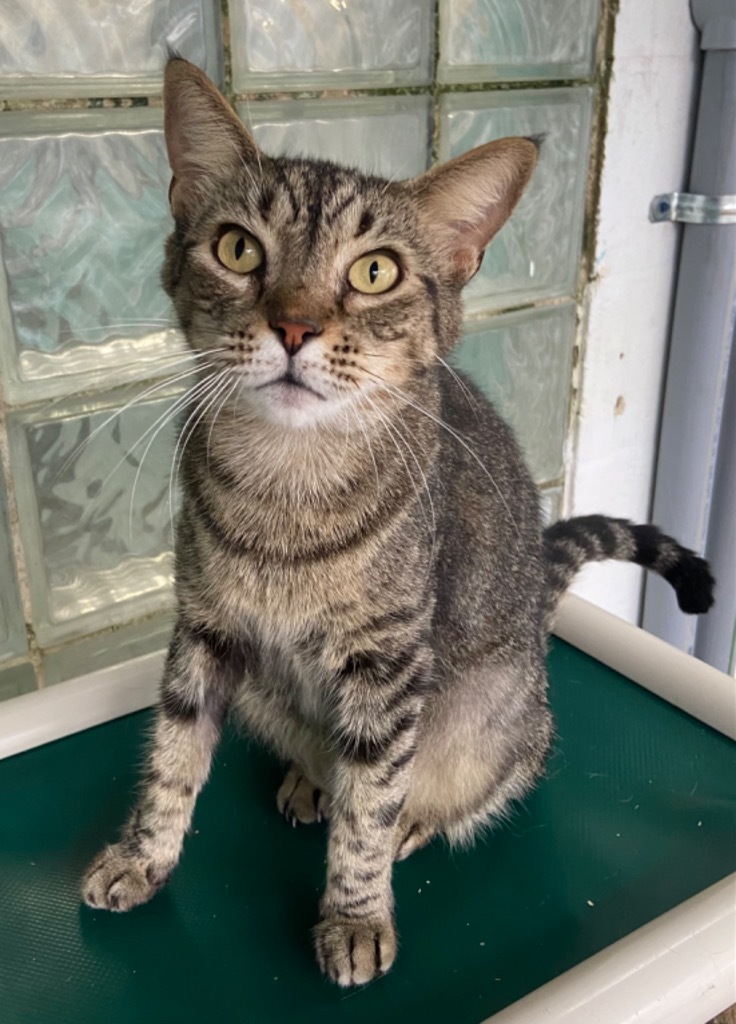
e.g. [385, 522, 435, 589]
[439, 0, 600, 83]
[0, 473, 28, 665]
[439, 88, 593, 315]
[43, 613, 173, 687]
[452, 303, 576, 483]
[7, 384, 184, 645]
[539, 484, 563, 524]
[229, 0, 434, 92]
[0, 0, 222, 99]
[0, 109, 186, 403]
[0, 661, 37, 702]
[238, 96, 432, 179]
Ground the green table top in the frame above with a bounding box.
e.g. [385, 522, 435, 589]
[1, 638, 735, 1024]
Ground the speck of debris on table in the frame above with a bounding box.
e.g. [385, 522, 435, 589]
[586, 899, 595, 907]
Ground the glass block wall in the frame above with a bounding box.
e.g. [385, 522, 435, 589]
[0, 0, 601, 699]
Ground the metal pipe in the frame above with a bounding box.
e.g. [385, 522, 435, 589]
[642, 0, 736, 669]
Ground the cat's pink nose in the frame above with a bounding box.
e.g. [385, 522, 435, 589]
[271, 319, 322, 355]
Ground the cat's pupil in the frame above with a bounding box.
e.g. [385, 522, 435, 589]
[369, 260, 379, 284]
[234, 237, 245, 260]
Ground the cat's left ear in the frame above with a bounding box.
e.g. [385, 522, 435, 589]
[409, 138, 539, 284]
[163, 57, 262, 217]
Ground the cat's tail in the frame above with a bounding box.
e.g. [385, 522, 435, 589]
[542, 515, 715, 630]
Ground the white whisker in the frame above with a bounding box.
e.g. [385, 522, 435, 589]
[434, 355, 481, 417]
[206, 376, 241, 467]
[53, 360, 223, 484]
[354, 410, 381, 495]
[360, 388, 435, 541]
[365, 371, 519, 536]
[168, 368, 232, 523]
[125, 372, 223, 541]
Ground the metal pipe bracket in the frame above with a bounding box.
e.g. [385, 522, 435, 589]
[650, 192, 736, 224]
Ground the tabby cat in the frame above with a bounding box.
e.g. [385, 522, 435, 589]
[81, 57, 714, 986]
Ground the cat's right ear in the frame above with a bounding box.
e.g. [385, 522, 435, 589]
[163, 57, 260, 218]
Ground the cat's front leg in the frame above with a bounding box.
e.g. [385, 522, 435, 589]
[81, 618, 241, 911]
[314, 644, 431, 986]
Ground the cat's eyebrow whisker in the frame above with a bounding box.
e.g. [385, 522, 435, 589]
[364, 370, 520, 537]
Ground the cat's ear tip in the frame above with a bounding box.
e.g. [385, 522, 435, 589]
[163, 51, 208, 87]
[525, 133, 547, 153]
[164, 46, 188, 70]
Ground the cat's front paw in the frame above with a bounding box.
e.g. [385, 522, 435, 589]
[314, 915, 396, 986]
[81, 843, 173, 912]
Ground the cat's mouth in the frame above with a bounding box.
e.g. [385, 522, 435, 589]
[257, 369, 326, 401]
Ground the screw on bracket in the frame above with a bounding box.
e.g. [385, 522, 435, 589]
[650, 192, 736, 225]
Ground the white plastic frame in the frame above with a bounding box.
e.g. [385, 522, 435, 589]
[0, 593, 733, 1023]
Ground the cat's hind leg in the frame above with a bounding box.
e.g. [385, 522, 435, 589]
[398, 654, 552, 857]
[277, 765, 331, 826]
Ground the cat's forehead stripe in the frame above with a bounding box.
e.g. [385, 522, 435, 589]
[326, 190, 360, 228]
[271, 165, 300, 223]
[355, 210, 374, 237]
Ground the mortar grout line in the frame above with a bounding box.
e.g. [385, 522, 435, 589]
[0, 392, 46, 689]
[563, 0, 618, 518]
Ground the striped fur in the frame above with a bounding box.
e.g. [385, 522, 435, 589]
[81, 59, 714, 987]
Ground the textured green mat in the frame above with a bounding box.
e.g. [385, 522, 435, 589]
[1, 638, 735, 1024]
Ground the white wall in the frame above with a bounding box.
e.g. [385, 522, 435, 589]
[567, 0, 701, 623]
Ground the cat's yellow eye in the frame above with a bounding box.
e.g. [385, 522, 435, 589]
[348, 252, 400, 295]
[216, 228, 263, 274]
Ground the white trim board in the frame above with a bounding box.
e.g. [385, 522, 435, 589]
[1, 593, 733, 759]
[0, 648, 163, 761]
[555, 593, 736, 740]
[485, 873, 736, 1024]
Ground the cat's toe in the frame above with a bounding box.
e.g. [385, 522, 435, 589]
[276, 767, 327, 826]
[314, 916, 396, 986]
[395, 820, 434, 861]
[81, 843, 172, 912]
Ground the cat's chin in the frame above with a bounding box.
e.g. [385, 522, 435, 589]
[251, 380, 339, 430]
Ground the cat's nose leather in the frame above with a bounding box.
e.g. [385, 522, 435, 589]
[271, 319, 322, 355]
